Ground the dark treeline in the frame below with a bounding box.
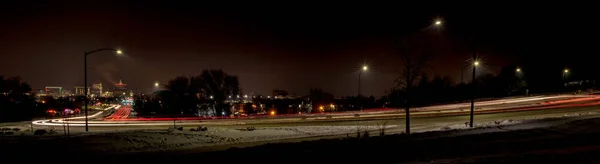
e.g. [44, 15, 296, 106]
[134, 64, 598, 117]
[134, 69, 241, 117]
[384, 64, 595, 108]
[0, 76, 40, 122]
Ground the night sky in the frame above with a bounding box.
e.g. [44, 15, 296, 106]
[1, 2, 598, 96]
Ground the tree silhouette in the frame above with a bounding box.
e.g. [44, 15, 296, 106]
[158, 70, 241, 117]
[1, 76, 31, 94]
[0, 76, 40, 122]
[394, 36, 434, 134]
[197, 69, 241, 116]
[309, 88, 334, 112]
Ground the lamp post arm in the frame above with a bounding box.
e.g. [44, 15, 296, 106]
[85, 48, 119, 56]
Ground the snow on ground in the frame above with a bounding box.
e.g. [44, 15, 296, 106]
[3, 111, 600, 153]
[3, 125, 397, 153]
[85, 111, 597, 153]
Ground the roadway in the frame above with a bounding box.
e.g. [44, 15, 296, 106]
[29, 94, 600, 133]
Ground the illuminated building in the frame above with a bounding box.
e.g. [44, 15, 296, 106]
[115, 80, 126, 89]
[45, 86, 63, 98]
[112, 79, 128, 96]
[92, 83, 103, 97]
[73, 86, 89, 96]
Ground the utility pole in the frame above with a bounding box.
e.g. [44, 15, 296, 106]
[84, 53, 88, 132]
[469, 53, 478, 128]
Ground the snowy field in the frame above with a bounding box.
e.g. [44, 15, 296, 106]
[2, 110, 599, 153]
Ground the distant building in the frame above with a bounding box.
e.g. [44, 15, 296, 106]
[104, 91, 114, 97]
[112, 80, 128, 96]
[62, 89, 73, 96]
[92, 83, 103, 97]
[45, 86, 63, 98]
[74, 86, 88, 96]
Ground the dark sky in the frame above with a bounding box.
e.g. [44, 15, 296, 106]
[1, 2, 598, 96]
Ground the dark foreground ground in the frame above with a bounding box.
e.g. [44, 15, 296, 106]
[4, 117, 600, 163]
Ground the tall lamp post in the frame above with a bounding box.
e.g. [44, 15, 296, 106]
[469, 60, 479, 127]
[358, 65, 368, 111]
[358, 65, 368, 96]
[563, 69, 569, 94]
[84, 48, 122, 132]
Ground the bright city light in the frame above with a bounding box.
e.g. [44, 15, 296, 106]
[116, 50, 123, 54]
[564, 69, 569, 73]
[270, 111, 275, 115]
[474, 61, 480, 66]
[435, 20, 442, 25]
[516, 68, 521, 72]
[362, 66, 368, 71]
[154, 82, 159, 87]
[210, 95, 213, 99]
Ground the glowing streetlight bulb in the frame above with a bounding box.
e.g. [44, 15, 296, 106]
[474, 61, 480, 66]
[154, 82, 159, 87]
[362, 66, 368, 71]
[516, 68, 521, 72]
[564, 69, 569, 73]
[435, 20, 442, 25]
[116, 50, 123, 54]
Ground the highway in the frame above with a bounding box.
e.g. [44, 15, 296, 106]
[29, 95, 600, 132]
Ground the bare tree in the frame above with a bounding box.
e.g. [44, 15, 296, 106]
[395, 36, 434, 134]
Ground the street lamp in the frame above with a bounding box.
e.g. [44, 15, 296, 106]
[469, 60, 480, 128]
[435, 20, 442, 26]
[358, 65, 368, 96]
[358, 65, 368, 111]
[84, 48, 122, 132]
[563, 69, 569, 93]
[154, 82, 159, 87]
